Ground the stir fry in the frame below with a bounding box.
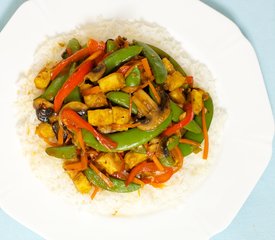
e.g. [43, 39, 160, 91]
[33, 36, 213, 197]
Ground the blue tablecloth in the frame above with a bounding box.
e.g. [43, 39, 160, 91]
[0, 0, 274, 239]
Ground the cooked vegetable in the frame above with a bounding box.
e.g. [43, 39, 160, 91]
[84, 168, 141, 193]
[125, 66, 141, 87]
[33, 36, 214, 198]
[106, 91, 138, 114]
[148, 44, 187, 76]
[103, 46, 143, 74]
[134, 41, 167, 84]
[46, 145, 77, 159]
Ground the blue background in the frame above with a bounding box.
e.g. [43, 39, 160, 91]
[0, 0, 274, 239]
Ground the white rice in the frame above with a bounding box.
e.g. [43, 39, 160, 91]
[17, 19, 226, 216]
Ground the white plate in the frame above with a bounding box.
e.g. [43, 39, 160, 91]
[0, 0, 273, 239]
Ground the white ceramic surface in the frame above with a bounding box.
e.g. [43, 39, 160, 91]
[0, 0, 273, 239]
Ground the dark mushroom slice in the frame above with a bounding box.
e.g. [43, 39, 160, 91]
[33, 98, 54, 122]
[132, 89, 170, 131]
[84, 62, 106, 83]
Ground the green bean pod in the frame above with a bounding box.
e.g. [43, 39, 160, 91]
[64, 87, 81, 103]
[62, 38, 82, 59]
[45, 145, 77, 159]
[148, 44, 187, 76]
[106, 91, 138, 114]
[179, 97, 214, 156]
[41, 63, 77, 102]
[41, 73, 69, 101]
[159, 155, 175, 167]
[106, 39, 118, 53]
[83, 113, 172, 152]
[84, 168, 141, 193]
[170, 100, 202, 133]
[134, 41, 167, 84]
[125, 66, 141, 87]
[103, 46, 143, 74]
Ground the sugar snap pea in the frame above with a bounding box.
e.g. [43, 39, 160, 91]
[62, 38, 82, 59]
[83, 113, 172, 152]
[41, 63, 77, 102]
[179, 97, 214, 156]
[125, 66, 141, 87]
[170, 100, 202, 133]
[134, 41, 167, 84]
[103, 46, 143, 74]
[148, 44, 186, 76]
[106, 91, 138, 114]
[106, 39, 118, 53]
[84, 168, 140, 193]
[45, 145, 77, 159]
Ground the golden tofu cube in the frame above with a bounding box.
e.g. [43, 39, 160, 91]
[165, 71, 186, 91]
[84, 92, 108, 108]
[34, 68, 51, 89]
[67, 171, 92, 194]
[169, 88, 185, 105]
[36, 123, 55, 139]
[191, 89, 204, 115]
[162, 57, 175, 74]
[112, 106, 130, 125]
[97, 153, 123, 174]
[88, 109, 113, 126]
[98, 73, 125, 93]
[124, 152, 148, 169]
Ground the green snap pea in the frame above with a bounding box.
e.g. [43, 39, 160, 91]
[170, 100, 184, 122]
[41, 73, 69, 101]
[170, 100, 202, 133]
[103, 46, 143, 74]
[159, 155, 175, 167]
[106, 91, 138, 114]
[148, 44, 187, 76]
[84, 168, 140, 193]
[134, 41, 167, 84]
[41, 63, 76, 102]
[179, 97, 214, 156]
[125, 66, 141, 87]
[62, 38, 81, 59]
[106, 39, 118, 53]
[64, 63, 81, 103]
[45, 145, 77, 159]
[64, 87, 81, 103]
[83, 113, 172, 152]
[167, 135, 180, 151]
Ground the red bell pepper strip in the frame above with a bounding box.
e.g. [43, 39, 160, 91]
[87, 39, 105, 52]
[51, 47, 90, 80]
[162, 103, 194, 137]
[61, 108, 117, 150]
[53, 50, 103, 112]
[51, 39, 105, 81]
[126, 161, 173, 185]
[142, 167, 174, 184]
[54, 60, 92, 112]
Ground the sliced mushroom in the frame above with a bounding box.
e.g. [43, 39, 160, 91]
[84, 62, 106, 82]
[58, 101, 88, 127]
[132, 89, 170, 131]
[33, 98, 54, 122]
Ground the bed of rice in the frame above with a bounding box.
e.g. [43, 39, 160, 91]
[17, 19, 226, 216]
